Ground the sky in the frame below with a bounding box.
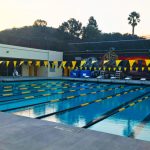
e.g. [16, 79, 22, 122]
[0, 0, 149, 36]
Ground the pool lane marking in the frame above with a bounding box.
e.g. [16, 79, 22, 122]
[35, 87, 142, 119]
[0, 81, 103, 90]
[70, 90, 76, 92]
[0, 81, 67, 89]
[35, 86, 141, 119]
[1, 82, 64, 92]
[1, 82, 47, 90]
[0, 82, 98, 96]
[0, 82, 104, 100]
[95, 100, 102, 103]
[20, 88, 28, 90]
[43, 93, 51, 96]
[25, 96, 35, 99]
[33, 86, 41, 89]
[58, 92, 64, 94]
[38, 90, 45, 92]
[0, 85, 98, 104]
[67, 96, 75, 99]
[3, 89, 12, 92]
[82, 90, 150, 128]
[129, 102, 135, 106]
[138, 99, 142, 102]
[0, 82, 61, 91]
[107, 96, 113, 99]
[80, 94, 87, 96]
[2, 84, 117, 112]
[50, 99, 59, 103]
[113, 96, 149, 113]
[81, 103, 89, 106]
[22, 91, 31, 94]
[118, 108, 125, 112]
[3, 86, 12, 89]
[2, 93, 13, 96]
[1, 81, 102, 95]
[91, 92, 97, 94]
[0, 83, 109, 104]
[0, 81, 97, 98]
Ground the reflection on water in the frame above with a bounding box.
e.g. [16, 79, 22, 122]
[89, 98, 150, 141]
[123, 120, 132, 137]
[135, 122, 150, 141]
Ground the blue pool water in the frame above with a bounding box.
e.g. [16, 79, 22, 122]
[0, 80, 150, 142]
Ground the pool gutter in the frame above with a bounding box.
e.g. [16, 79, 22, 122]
[0, 76, 150, 85]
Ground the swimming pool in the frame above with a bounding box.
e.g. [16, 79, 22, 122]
[0, 80, 150, 142]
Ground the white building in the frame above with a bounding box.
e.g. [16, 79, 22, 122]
[0, 44, 63, 77]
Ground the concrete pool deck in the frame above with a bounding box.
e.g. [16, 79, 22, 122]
[0, 76, 150, 85]
[0, 112, 150, 150]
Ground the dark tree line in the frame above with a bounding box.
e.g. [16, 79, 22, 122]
[0, 13, 144, 52]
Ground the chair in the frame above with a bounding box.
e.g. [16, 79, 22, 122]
[140, 78, 146, 81]
[125, 76, 132, 80]
[110, 77, 116, 80]
[84, 75, 90, 78]
[97, 76, 103, 79]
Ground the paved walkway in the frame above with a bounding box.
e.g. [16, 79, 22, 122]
[0, 112, 150, 150]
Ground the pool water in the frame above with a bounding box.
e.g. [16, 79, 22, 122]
[0, 80, 150, 142]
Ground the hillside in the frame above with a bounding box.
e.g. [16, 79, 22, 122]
[0, 26, 79, 51]
[0, 26, 144, 52]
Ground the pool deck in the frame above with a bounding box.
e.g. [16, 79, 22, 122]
[0, 112, 150, 150]
[0, 76, 150, 85]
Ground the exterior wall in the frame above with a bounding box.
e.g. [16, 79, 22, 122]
[48, 68, 62, 77]
[37, 66, 48, 77]
[0, 44, 63, 77]
[48, 51, 63, 77]
[22, 65, 29, 76]
[29, 66, 34, 76]
[22, 65, 49, 77]
[49, 51, 63, 61]
[0, 44, 49, 60]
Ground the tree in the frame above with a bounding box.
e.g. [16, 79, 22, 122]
[82, 16, 101, 40]
[88, 16, 98, 29]
[128, 11, 140, 35]
[33, 19, 47, 27]
[59, 18, 82, 38]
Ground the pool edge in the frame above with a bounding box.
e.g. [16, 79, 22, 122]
[0, 77, 150, 85]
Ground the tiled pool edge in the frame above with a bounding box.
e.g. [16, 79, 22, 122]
[1, 76, 150, 85]
[0, 112, 150, 150]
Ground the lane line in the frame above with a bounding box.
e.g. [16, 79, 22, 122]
[82, 90, 150, 128]
[35, 87, 142, 119]
[0, 82, 100, 103]
[3, 84, 121, 112]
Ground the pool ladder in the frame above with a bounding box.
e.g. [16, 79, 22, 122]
[115, 71, 122, 79]
[100, 71, 105, 79]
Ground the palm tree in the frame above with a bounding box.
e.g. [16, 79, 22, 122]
[128, 11, 140, 35]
